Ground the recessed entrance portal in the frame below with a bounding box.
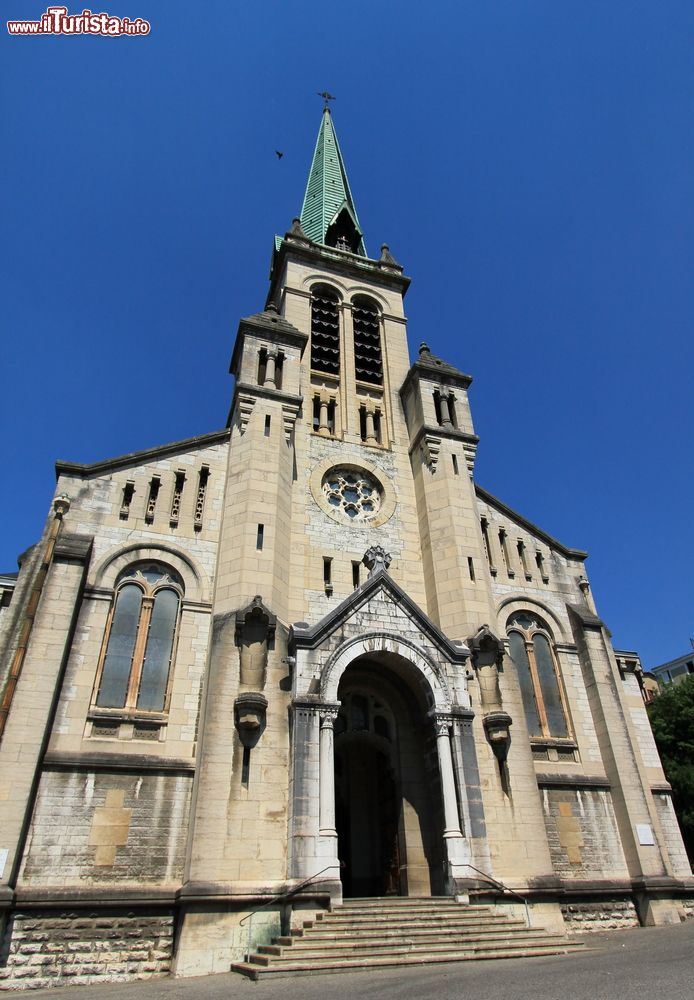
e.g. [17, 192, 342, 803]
[334, 659, 445, 898]
[335, 740, 400, 897]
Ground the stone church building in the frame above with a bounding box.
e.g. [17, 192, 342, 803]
[0, 109, 691, 987]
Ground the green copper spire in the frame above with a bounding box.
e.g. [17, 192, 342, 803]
[299, 108, 366, 257]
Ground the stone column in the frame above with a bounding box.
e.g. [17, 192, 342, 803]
[364, 409, 377, 444]
[317, 705, 340, 883]
[435, 714, 469, 888]
[264, 352, 277, 388]
[435, 715, 462, 839]
[318, 399, 330, 436]
[319, 708, 338, 837]
[440, 392, 452, 427]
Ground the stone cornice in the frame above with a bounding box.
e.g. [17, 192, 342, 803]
[270, 238, 411, 301]
[14, 887, 179, 908]
[536, 772, 611, 789]
[407, 423, 480, 456]
[55, 429, 230, 479]
[476, 484, 588, 560]
[43, 750, 196, 774]
[400, 361, 473, 398]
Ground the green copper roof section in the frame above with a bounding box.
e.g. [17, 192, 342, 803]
[299, 109, 367, 256]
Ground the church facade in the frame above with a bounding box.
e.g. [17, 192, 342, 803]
[0, 109, 691, 988]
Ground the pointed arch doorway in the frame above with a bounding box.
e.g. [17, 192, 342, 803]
[334, 657, 445, 898]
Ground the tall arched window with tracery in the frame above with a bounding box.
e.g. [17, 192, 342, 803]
[95, 563, 183, 713]
[310, 285, 340, 375]
[506, 612, 571, 740]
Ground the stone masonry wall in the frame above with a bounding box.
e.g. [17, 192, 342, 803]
[560, 900, 639, 932]
[20, 770, 191, 886]
[0, 909, 174, 991]
[541, 787, 629, 879]
[652, 792, 693, 878]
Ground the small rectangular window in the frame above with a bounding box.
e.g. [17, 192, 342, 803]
[536, 551, 549, 583]
[518, 539, 532, 580]
[499, 529, 514, 578]
[120, 481, 135, 520]
[145, 476, 161, 524]
[481, 517, 496, 575]
[170, 471, 185, 526]
[452, 454, 459, 475]
[194, 465, 210, 532]
[373, 409, 382, 444]
[433, 391, 443, 425]
[323, 556, 333, 595]
[264, 414, 271, 436]
[256, 524, 264, 550]
[467, 556, 475, 582]
[352, 561, 361, 589]
[257, 348, 268, 386]
[447, 394, 457, 428]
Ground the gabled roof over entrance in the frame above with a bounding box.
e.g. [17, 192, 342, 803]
[289, 564, 469, 664]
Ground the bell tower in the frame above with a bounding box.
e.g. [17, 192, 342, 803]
[257, 107, 430, 618]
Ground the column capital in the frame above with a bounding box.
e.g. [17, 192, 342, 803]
[434, 713, 455, 736]
[320, 704, 340, 727]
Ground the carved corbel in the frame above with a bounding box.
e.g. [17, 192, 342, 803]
[234, 692, 268, 749]
[468, 624, 513, 764]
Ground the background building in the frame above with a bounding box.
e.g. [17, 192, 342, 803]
[0, 109, 691, 989]
[650, 647, 694, 688]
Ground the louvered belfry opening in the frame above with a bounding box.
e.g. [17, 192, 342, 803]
[310, 286, 340, 375]
[353, 296, 382, 385]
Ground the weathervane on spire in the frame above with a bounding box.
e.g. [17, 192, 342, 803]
[317, 91, 336, 109]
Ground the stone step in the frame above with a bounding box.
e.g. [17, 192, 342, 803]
[233, 897, 585, 980]
[338, 897, 470, 908]
[259, 931, 579, 959]
[309, 914, 526, 931]
[333, 902, 487, 914]
[231, 944, 585, 980]
[292, 917, 529, 939]
[316, 906, 493, 920]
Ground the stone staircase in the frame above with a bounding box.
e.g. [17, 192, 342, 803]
[231, 896, 585, 979]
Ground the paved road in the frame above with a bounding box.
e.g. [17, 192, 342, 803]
[24, 923, 694, 1000]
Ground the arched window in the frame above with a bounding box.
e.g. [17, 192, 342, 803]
[95, 563, 183, 713]
[507, 612, 570, 740]
[310, 285, 340, 375]
[352, 296, 382, 385]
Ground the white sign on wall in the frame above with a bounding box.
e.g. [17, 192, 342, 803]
[0, 848, 8, 879]
[636, 824, 655, 846]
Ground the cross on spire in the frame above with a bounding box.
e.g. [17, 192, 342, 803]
[317, 91, 336, 110]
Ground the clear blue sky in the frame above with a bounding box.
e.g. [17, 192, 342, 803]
[2, 1, 692, 667]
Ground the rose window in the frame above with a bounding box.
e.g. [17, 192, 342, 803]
[321, 468, 382, 521]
